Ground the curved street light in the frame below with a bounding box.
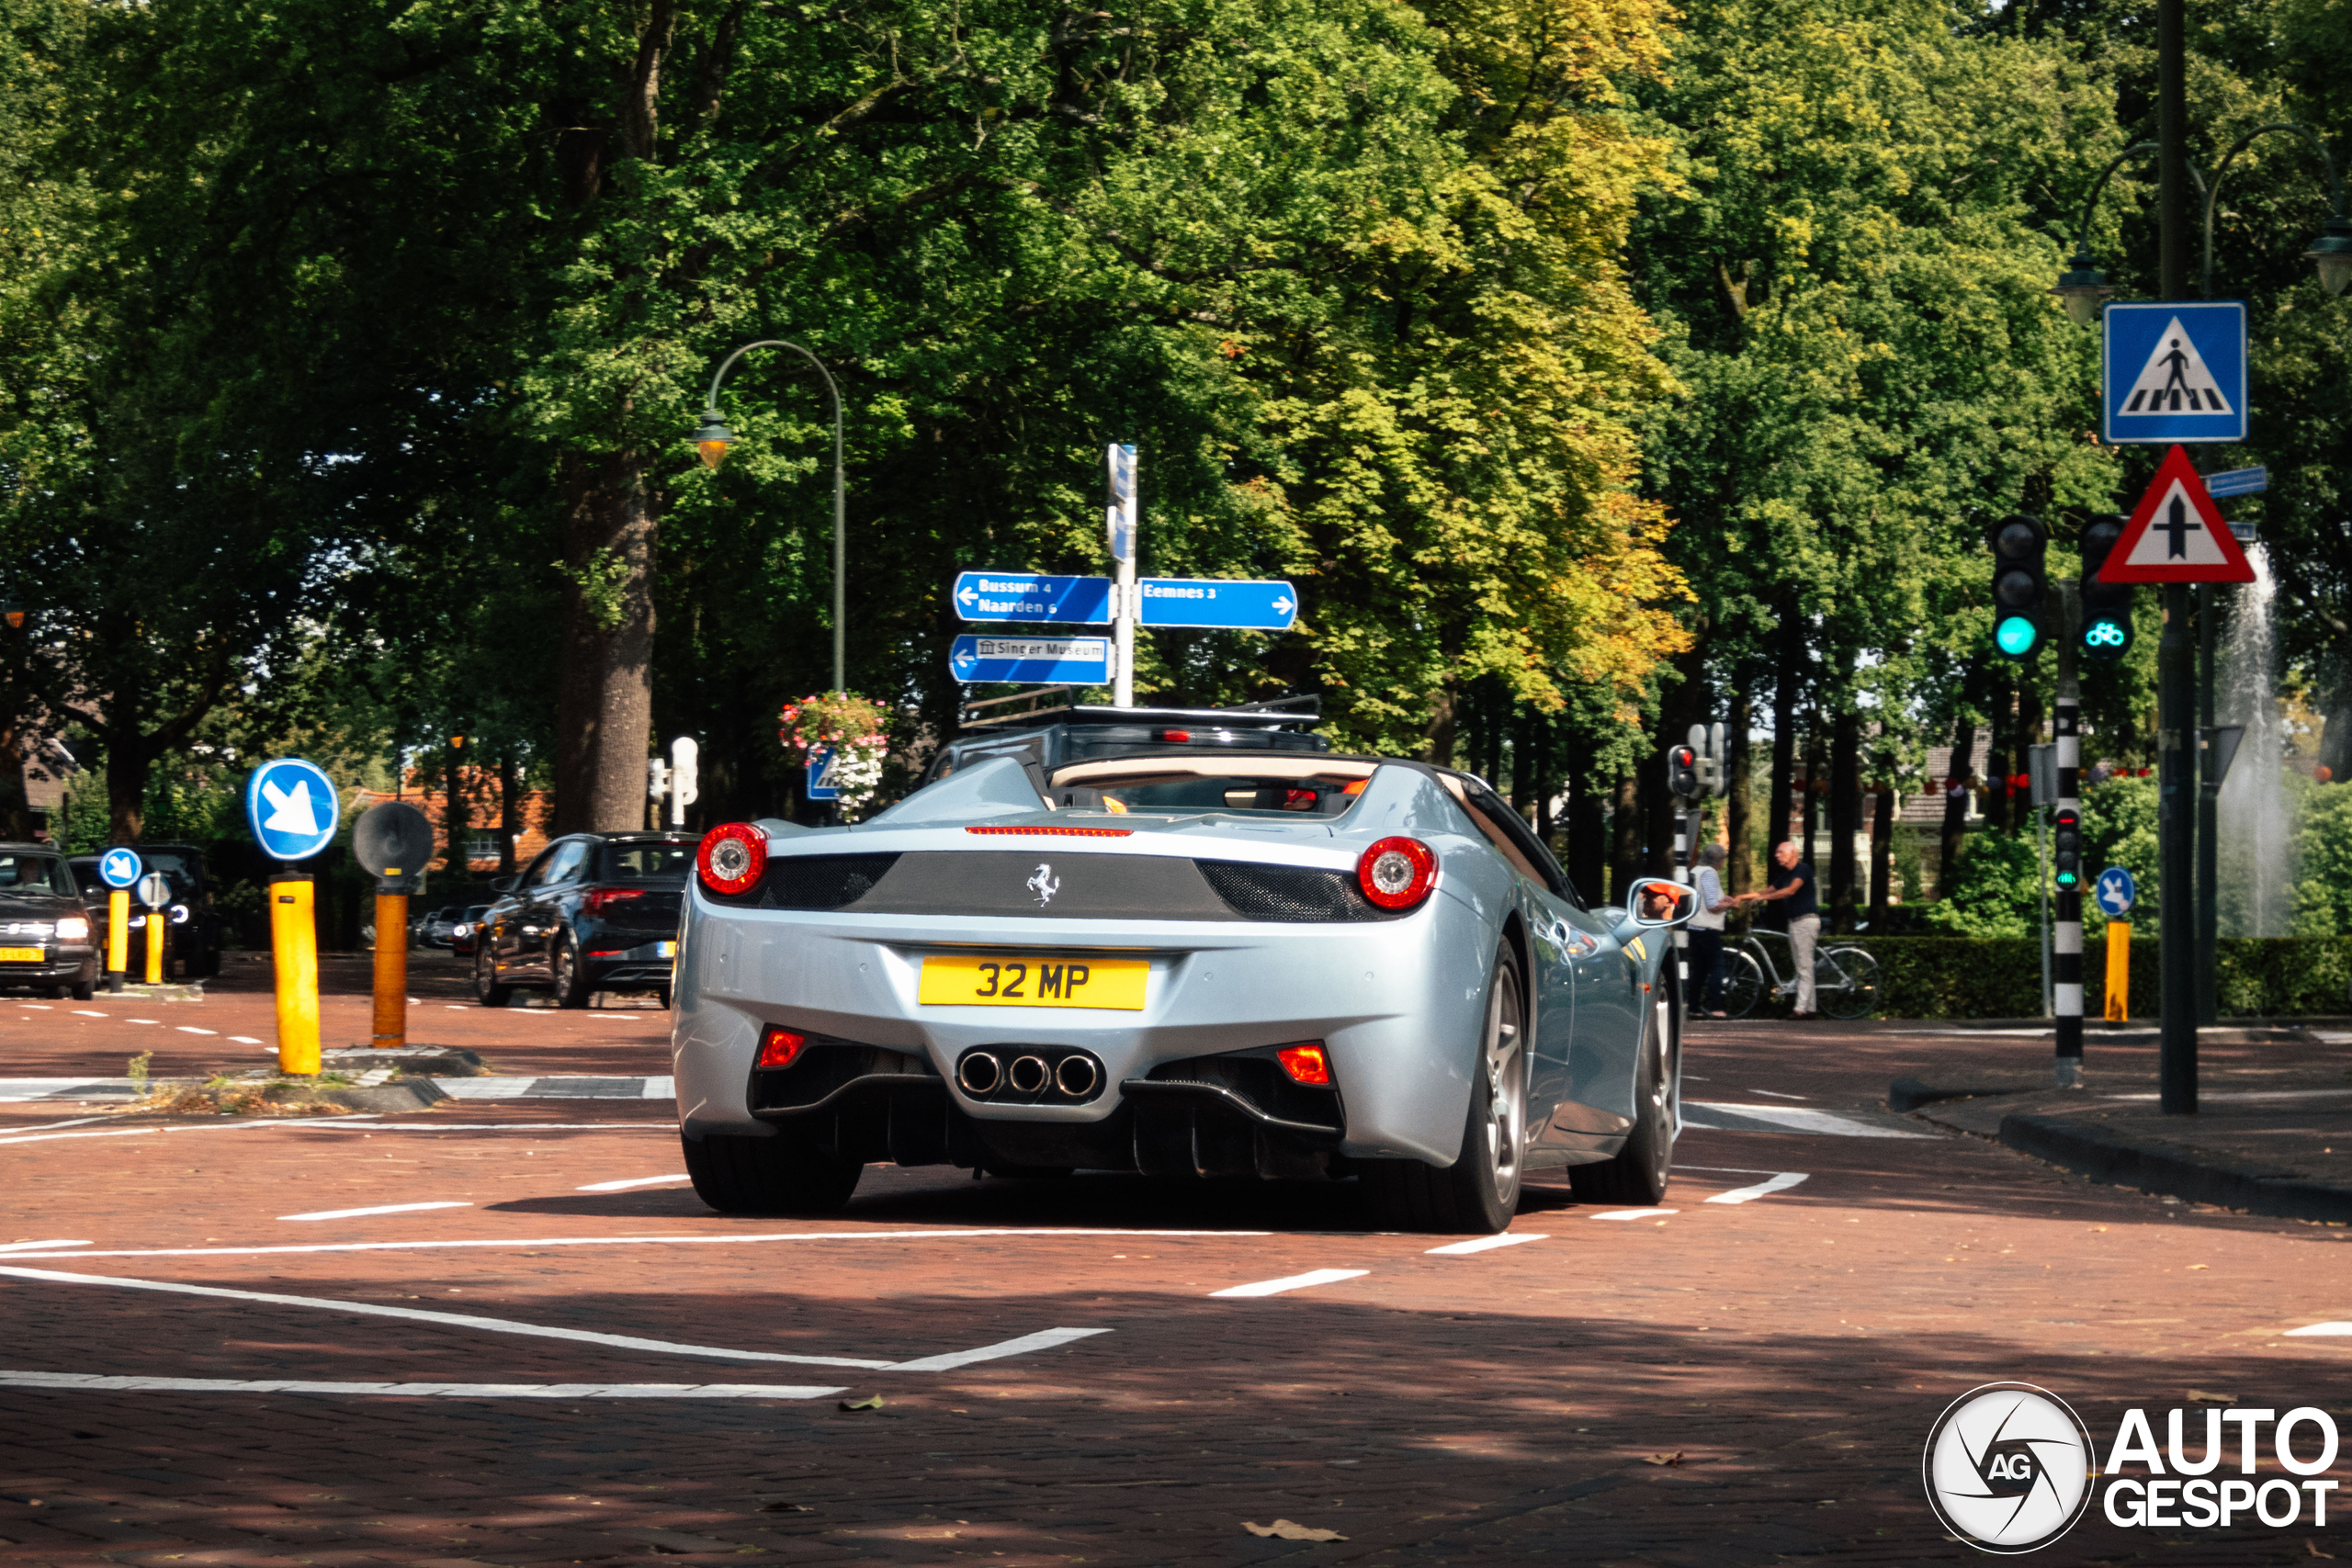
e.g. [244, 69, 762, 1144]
[692, 339, 847, 694]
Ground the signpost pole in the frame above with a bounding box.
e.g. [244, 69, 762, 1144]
[2196, 583, 2220, 1025]
[373, 886, 408, 1050]
[143, 908, 164, 987]
[1109, 444, 1138, 707]
[2053, 583, 2085, 1086]
[271, 870, 321, 1077]
[105, 888, 129, 994]
[2156, 0, 2198, 1113]
[247, 758, 342, 1078]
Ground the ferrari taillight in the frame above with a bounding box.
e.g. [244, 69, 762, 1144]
[1276, 1043, 1331, 1086]
[1357, 836, 1436, 910]
[697, 822, 767, 896]
[758, 1027, 808, 1069]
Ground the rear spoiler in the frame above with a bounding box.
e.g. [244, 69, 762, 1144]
[956, 689, 1321, 732]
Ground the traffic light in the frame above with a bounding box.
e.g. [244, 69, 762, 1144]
[1990, 513, 2048, 659]
[1665, 743, 1702, 800]
[2052, 807, 2082, 890]
[2078, 513, 2134, 662]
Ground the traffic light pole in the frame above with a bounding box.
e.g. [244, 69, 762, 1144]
[2053, 583, 2084, 1087]
[2196, 582, 2219, 1025]
[2156, 0, 2197, 1114]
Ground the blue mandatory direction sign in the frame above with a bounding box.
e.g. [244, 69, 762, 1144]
[245, 757, 341, 862]
[2102, 301, 2247, 444]
[1137, 578, 1298, 631]
[2095, 866, 2137, 919]
[96, 847, 141, 889]
[952, 571, 1113, 625]
[949, 635, 1113, 685]
[805, 744, 840, 802]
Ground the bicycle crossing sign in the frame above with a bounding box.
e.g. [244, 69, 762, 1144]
[2102, 301, 2246, 444]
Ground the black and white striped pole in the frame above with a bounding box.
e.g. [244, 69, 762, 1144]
[2053, 581, 2086, 1087]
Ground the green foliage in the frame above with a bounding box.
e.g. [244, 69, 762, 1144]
[1920, 829, 2043, 939]
[2078, 775, 2159, 930]
[1851, 934, 2350, 1018]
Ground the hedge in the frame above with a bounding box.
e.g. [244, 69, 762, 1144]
[1792, 935, 2352, 1020]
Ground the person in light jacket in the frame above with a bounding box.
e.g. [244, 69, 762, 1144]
[1688, 842, 1735, 1018]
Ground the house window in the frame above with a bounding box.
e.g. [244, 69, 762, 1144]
[466, 833, 501, 863]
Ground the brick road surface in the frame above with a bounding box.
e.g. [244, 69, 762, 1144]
[1, 999, 2349, 1564]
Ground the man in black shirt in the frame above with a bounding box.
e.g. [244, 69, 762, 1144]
[1743, 840, 1821, 1018]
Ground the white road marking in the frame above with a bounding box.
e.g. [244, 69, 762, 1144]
[1704, 1172, 1809, 1205]
[1209, 1269, 1370, 1298]
[175, 1027, 216, 1036]
[0, 1120, 667, 1148]
[0, 1371, 847, 1400]
[229, 1036, 263, 1044]
[126, 1019, 158, 1025]
[0, 1240, 90, 1253]
[1684, 1101, 1937, 1139]
[1747, 1088, 1806, 1100]
[0, 1080, 142, 1103]
[279, 1201, 473, 1223]
[888, 1327, 1111, 1372]
[1589, 1209, 1679, 1220]
[437, 1077, 677, 1100]
[2284, 1323, 2352, 1337]
[1425, 1234, 1547, 1256]
[578, 1174, 693, 1191]
[0, 1116, 111, 1134]
[0, 1226, 1271, 1261]
[72, 1010, 106, 1017]
[19, 1004, 51, 1010]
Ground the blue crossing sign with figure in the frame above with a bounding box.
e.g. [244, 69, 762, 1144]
[2103, 301, 2247, 444]
[245, 757, 341, 862]
[949, 635, 1113, 685]
[805, 745, 839, 802]
[952, 572, 1113, 624]
[97, 847, 141, 889]
[1136, 578, 1298, 631]
[2094, 866, 2136, 919]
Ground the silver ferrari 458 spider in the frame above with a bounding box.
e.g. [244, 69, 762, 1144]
[673, 698, 1693, 1233]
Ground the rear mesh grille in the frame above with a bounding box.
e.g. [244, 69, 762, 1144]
[1196, 862, 1399, 922]
[702, 853, 901, 910]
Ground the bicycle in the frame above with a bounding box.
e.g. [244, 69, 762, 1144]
[1711, 927, 1879, 1021]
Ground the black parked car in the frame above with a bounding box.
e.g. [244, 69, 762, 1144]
[0, 843, 98, 998]
[67, 843, 224, 980]
[474, 833, 691, 1009]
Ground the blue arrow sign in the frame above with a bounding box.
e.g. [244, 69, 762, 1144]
[952, 571, 1113, 624]
[2094, 866, 2136, 919]
[1136, 578, 1299, 631]
[2103, 301, 2247, 444]
[245, 757, 341, 862]
[806, 745, 840, 802]
[949, 635, 1113, 685]
[97, 847, 141, 889]
[2206, 466, 2267, 498]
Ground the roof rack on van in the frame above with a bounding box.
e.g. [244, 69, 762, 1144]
[956, 689, 1321, 732]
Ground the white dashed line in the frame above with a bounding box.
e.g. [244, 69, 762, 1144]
[175, 1026, 216, 1036]
[228, 1036, 263, 1044]
[1704, 1172, 1809, 1204]
[1425, 1234, 1547, 1256]
[0, 1240, 90, 1254]
[2284, 1323, 2352, 1337]
[578, 1174, 693, 1192]
[1589, 1209, 1679, 1221]
[19, 1004, 50, 1010]
[1209, 1269, 1370, 1299]
[1747, 1088, 1807, 1100]
[72, 1010, 105, 1018]
[279, 1201, 474, 1223]
[0, 1371, 849, 1400]
[125, 1019, 157, 1026]
[0, 1226, 1270, 1261]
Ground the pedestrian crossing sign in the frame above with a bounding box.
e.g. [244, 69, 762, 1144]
[2101, 301, 2246, 444]
[2098, 445, 2255, 584]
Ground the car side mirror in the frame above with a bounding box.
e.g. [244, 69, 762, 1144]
[491, 876, 517, 894]
[1625, 878, 1696, 928]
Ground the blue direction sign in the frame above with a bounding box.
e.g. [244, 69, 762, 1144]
[1136, 578, 1298, 631]
[245, 757, 341, 862]
[952, 571, 1113, 624]
[2206, 466, 2267, 499]
[2103, 301, 2247, 444]
[2094, 866, 2137, 919]
[949, 635, 1113, 685]
[805, 745, 840, 802]
[96, 847, 141, 889]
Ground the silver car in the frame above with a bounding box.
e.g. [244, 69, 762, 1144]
[672, 709, 1690, 1234]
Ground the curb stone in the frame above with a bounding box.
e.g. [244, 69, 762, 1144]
[1996, 1111, 2352, 1224]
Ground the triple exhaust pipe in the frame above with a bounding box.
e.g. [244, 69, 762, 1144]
[956, 1048, 1102, 1102]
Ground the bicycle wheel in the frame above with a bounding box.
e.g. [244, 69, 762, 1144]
[1818, 947, 1880, 1020]
[1718, 950, 1767, 1020]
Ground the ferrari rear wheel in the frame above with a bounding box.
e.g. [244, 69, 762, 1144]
[1360, 945, 1526, 1235]
[684, 1129, 863, 1216]
[1570, 991, 1674, 1206]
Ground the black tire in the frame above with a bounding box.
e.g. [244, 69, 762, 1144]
[656, 987, 673, 1010]
[1360, 946, 1527, 1235]
[684, 1129, 863, 1215]
[1719, 948, 1766, 1019]
[474, 945, 513, 1008]
[984, 1164, 1075, 1179]
[550, 934, 592, 1010]
[1818, 947, 1880, 1020]
[191, 945, 221, 980]
[70, 967, 94, 1002]
[1571, 990, 1674, 1206]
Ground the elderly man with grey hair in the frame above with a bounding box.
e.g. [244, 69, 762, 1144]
[1687, 841, 1736, 1017]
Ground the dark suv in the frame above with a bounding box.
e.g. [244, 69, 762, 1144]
[474, 833, 692, 1009]
[0, 844, 98, 998]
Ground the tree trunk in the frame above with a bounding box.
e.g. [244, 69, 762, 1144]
[499, 753, 521, 875]
[1422, 681, 1457, 767]
[1983, 671, 2011, 833]
[1940, 711, 1975, 898]
[1769, 599, 1802, 859]
[105, 734, 150, 843]
[1828, 707, 1860, 931]
[444, 744, 469, 875]
[1869, 772, 1896, 927]
[1801, 720, 1822, 868]
[1609, 770, 1642, 903]
[1727, 681, 1755, 896]
[553, 453, 659, 833]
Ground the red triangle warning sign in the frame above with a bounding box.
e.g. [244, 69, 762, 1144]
[2099, 445, 2254, 584]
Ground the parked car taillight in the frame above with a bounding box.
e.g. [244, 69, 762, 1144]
[582, 888, 648, 917]
[1356, 836, 1437, 910]
[696, 823, 767, 897]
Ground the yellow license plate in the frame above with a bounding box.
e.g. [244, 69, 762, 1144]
[0, 947, 43, 963]
[918, 954, 1147, 1010]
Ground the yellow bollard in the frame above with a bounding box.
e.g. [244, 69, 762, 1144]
[105, 888, 130, 992]
[2104, 921, 2131, 1022]
[270, 874, 321, 1075]
[372, 888, 408, 1049]
[143, 910, 164, 985]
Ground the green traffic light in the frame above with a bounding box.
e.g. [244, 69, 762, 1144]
[2084, 618, 2127, 649]
[2056, 871, 2079, 888]
[1996, 615, 2040, 657]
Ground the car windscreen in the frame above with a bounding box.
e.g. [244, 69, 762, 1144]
[1065, 771, 1366, 818]
[598, 842, 693, 883]
[0, 855, 74, 896]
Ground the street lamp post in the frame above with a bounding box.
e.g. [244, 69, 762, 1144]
[691, 340, 847, 694]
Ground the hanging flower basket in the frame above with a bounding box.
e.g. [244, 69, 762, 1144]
[777, 692, 890, 815]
